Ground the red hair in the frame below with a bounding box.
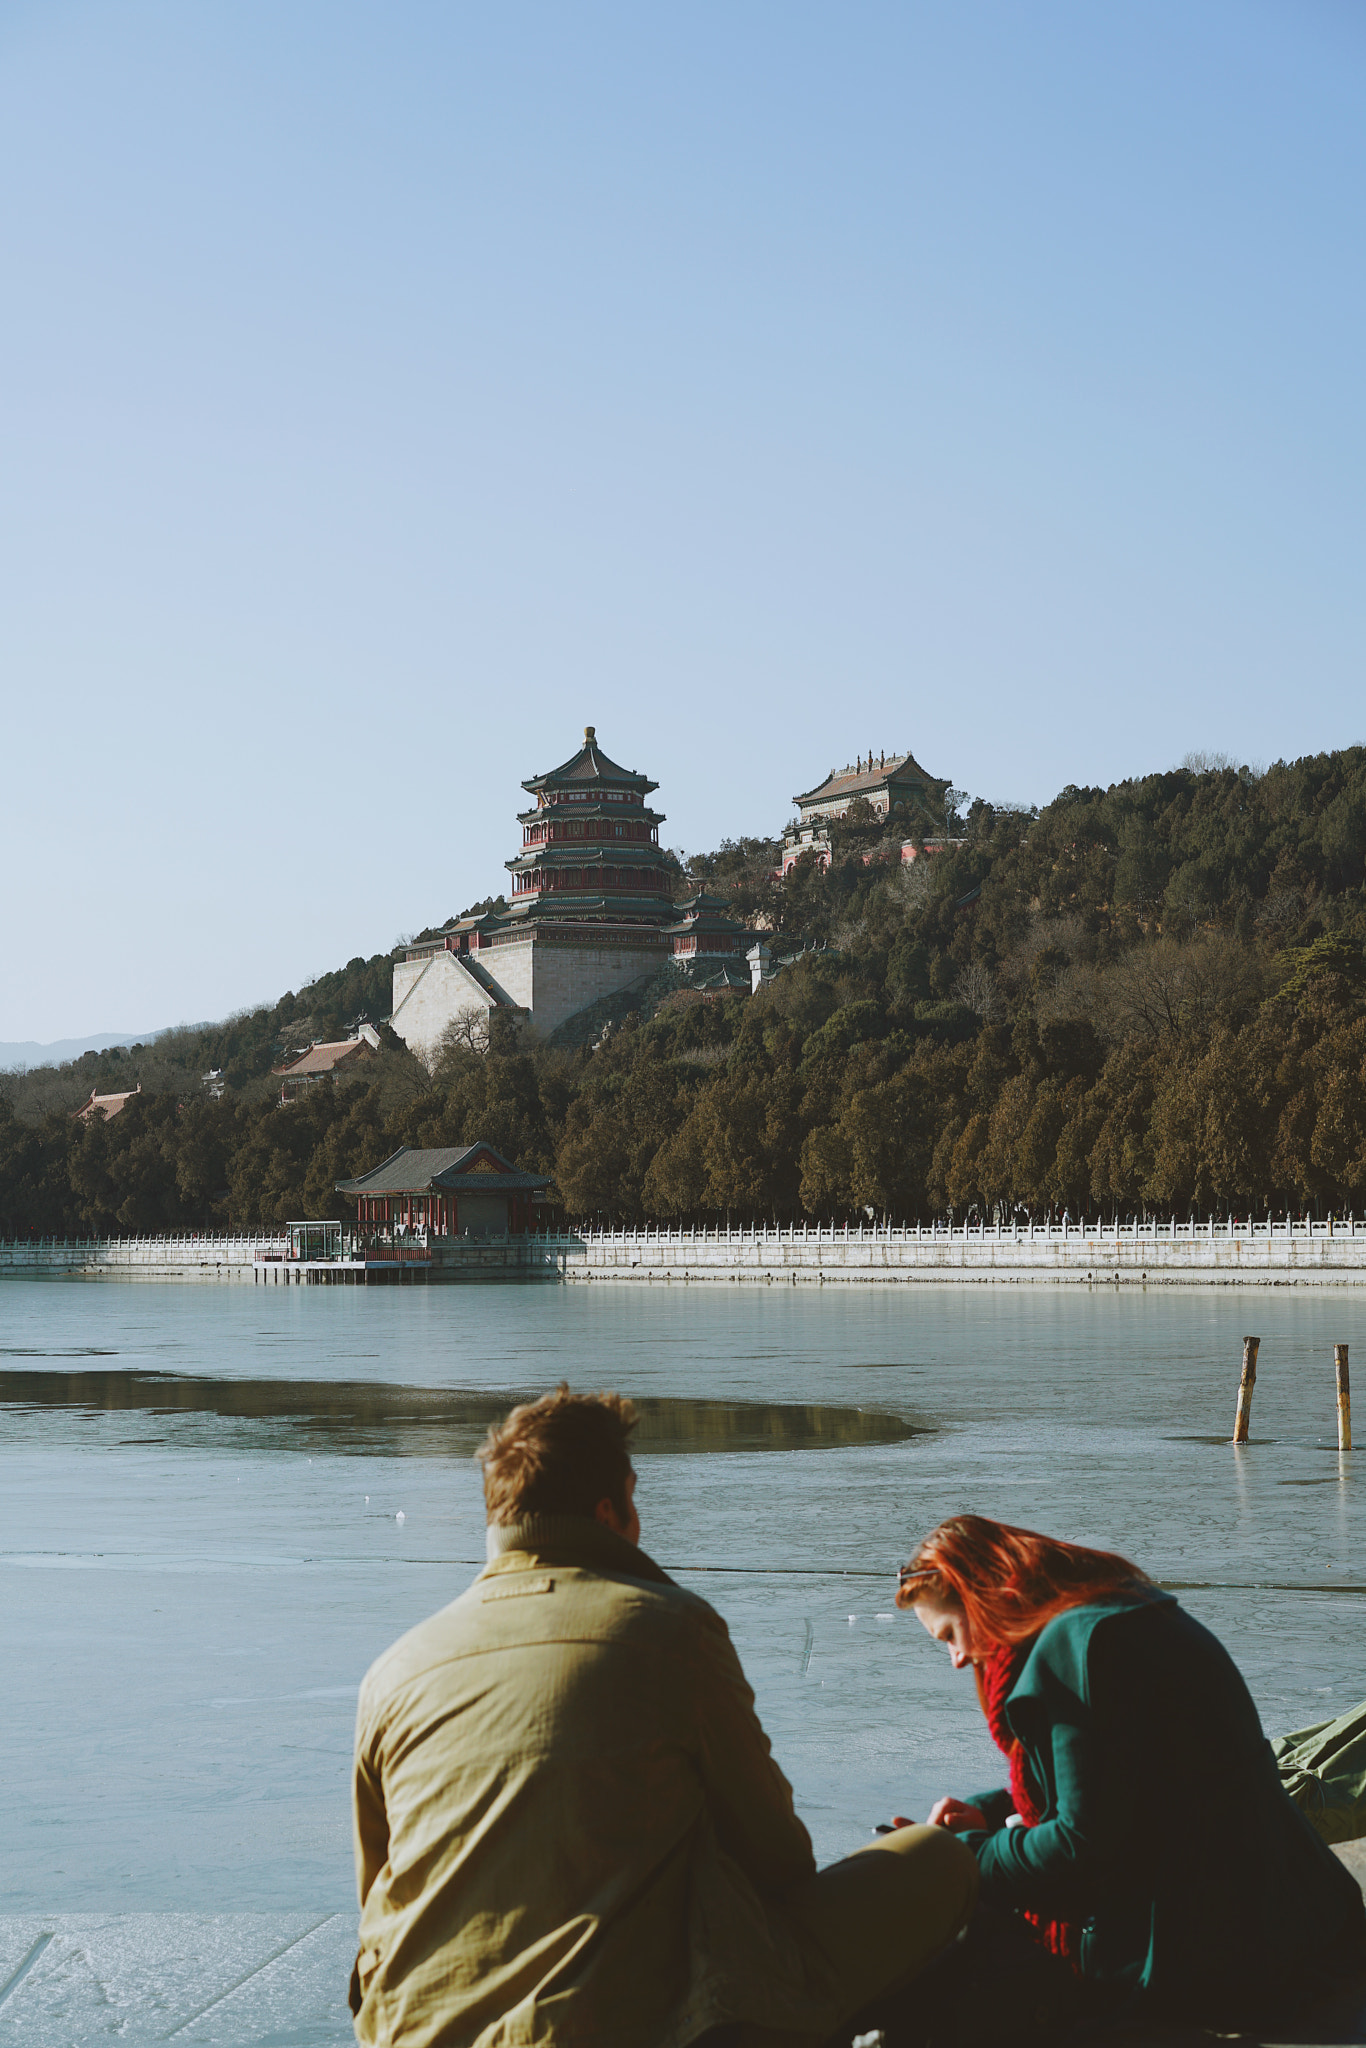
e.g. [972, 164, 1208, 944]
[895, 1514, 1147, 1649]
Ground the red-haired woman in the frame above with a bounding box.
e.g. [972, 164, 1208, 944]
[894, 1515, 1364, 2030]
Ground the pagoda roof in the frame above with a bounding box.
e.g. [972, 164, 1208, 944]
[506, 844, 673, 874]
[516, 799, 665, 825]
[672, 888, 732, 913]
[335, 1142, 549, 1196]
[501, 892, 673, 920]
[794, 750, 946, 808]
[522, 726, 658, 797]
[497, 897, 674, 932]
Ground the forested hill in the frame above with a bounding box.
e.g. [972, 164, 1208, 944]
[4, 747, 1366, 1234]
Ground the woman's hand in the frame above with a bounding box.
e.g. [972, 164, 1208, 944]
[926, 1797, 988, 1832]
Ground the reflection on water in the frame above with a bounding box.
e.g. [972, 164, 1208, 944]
[0, 1368, 930, 1459]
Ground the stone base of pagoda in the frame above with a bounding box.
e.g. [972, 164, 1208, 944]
[391, 919, 671, 1056]
[476, 920, 669, 1037]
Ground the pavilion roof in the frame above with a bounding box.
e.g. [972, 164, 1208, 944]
[522, 726, 658, 797]
[73, 1085, 142, 1122]
[661, 907, 750, 937]
[672, 889, 733, 913]
[691, 963, 751, 991]
[273, 1036, 377, 1078]
[335, 1142, 549, 1196]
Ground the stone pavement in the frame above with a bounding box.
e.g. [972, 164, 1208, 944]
[3, 1847, 1366, 2046]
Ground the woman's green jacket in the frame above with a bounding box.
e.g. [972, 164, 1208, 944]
[961, 1588, 1363, 2023]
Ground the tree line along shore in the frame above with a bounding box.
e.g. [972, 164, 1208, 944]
[3, 748, 1365, 1237]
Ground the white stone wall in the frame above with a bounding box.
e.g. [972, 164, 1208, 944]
[391, 950, 508, 1064]
[391, 930, 668, 1051]
[479, 933, 535, 1011]
[475, 930, 667, 1037]
[0, 1237, 283, 1281]
[540, 1220, 1366, 1287]
[7, 1223, 1365, 1288]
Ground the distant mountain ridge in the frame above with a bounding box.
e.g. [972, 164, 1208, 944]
[0, 1030, 166, 1072]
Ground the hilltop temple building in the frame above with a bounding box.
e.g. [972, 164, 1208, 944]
[392, 729, 757, 1056]
[781, 747, 953, 875]
[793, 748, 948, 827]
[272, 1025, 380, 1104]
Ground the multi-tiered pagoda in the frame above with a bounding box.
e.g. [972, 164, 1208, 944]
[504, 727, 674, 926]
[390, 727, 763, 1054]
[392, 728, 685, 1054]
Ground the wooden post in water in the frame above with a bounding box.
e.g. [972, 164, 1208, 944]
[1233, 1336, 1259, 1442]
[1336, 1344, 1351, 1451]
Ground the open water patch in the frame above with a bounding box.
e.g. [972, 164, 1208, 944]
[0, 1346, 119, 1358]
[0, 1368, 930, 1459]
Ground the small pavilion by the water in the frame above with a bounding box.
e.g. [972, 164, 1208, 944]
[335, 1142, 551, 1239]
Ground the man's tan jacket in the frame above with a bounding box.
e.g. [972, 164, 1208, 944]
[351, 1515, 836, 2046]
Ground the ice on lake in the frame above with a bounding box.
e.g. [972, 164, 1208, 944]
[2, 1277, 1363, 1913]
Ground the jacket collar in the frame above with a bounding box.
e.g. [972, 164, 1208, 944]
[485, 1513, 674, 1586]
[1007, 1582, 1174, 1725]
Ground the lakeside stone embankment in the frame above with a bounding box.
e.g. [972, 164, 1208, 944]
[556, 1217, 1366, 1287]
[3, 1218, 1366, 1285]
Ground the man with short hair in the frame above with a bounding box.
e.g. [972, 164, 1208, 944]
[351, 1386, 974, 2045]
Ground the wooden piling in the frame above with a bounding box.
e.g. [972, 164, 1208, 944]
[1336, 1344, 1351, 1452]
[1233, 1336, 1259, 1442]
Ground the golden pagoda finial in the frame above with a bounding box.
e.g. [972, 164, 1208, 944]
[585, 725, 596, 742]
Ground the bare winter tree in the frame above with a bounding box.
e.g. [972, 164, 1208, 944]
[996, 912, 1086, 999]
[1090, 934, 1263, 1043]
[1, 1065, 91, 1118]
[953, 960, 1004, 1023]
[888, 858, 938, 912]
[434, 1006, 491, 1067]
[1256, 889, 1306, 935]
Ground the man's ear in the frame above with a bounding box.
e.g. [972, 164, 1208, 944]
[594, 1496, 626, 1536]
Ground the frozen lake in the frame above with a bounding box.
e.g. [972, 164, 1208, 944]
[3, 1278, 1363, 1913]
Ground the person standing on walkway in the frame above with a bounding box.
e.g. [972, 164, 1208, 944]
[350, 1386, 975, 2046]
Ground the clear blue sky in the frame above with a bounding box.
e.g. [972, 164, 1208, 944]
[2, 1, 1363, 1042]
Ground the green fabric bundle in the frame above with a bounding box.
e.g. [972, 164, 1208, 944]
[1274, 1702, 1366, 1844]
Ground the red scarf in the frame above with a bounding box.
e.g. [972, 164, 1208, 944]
[978, 1642, 1080, 1965]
